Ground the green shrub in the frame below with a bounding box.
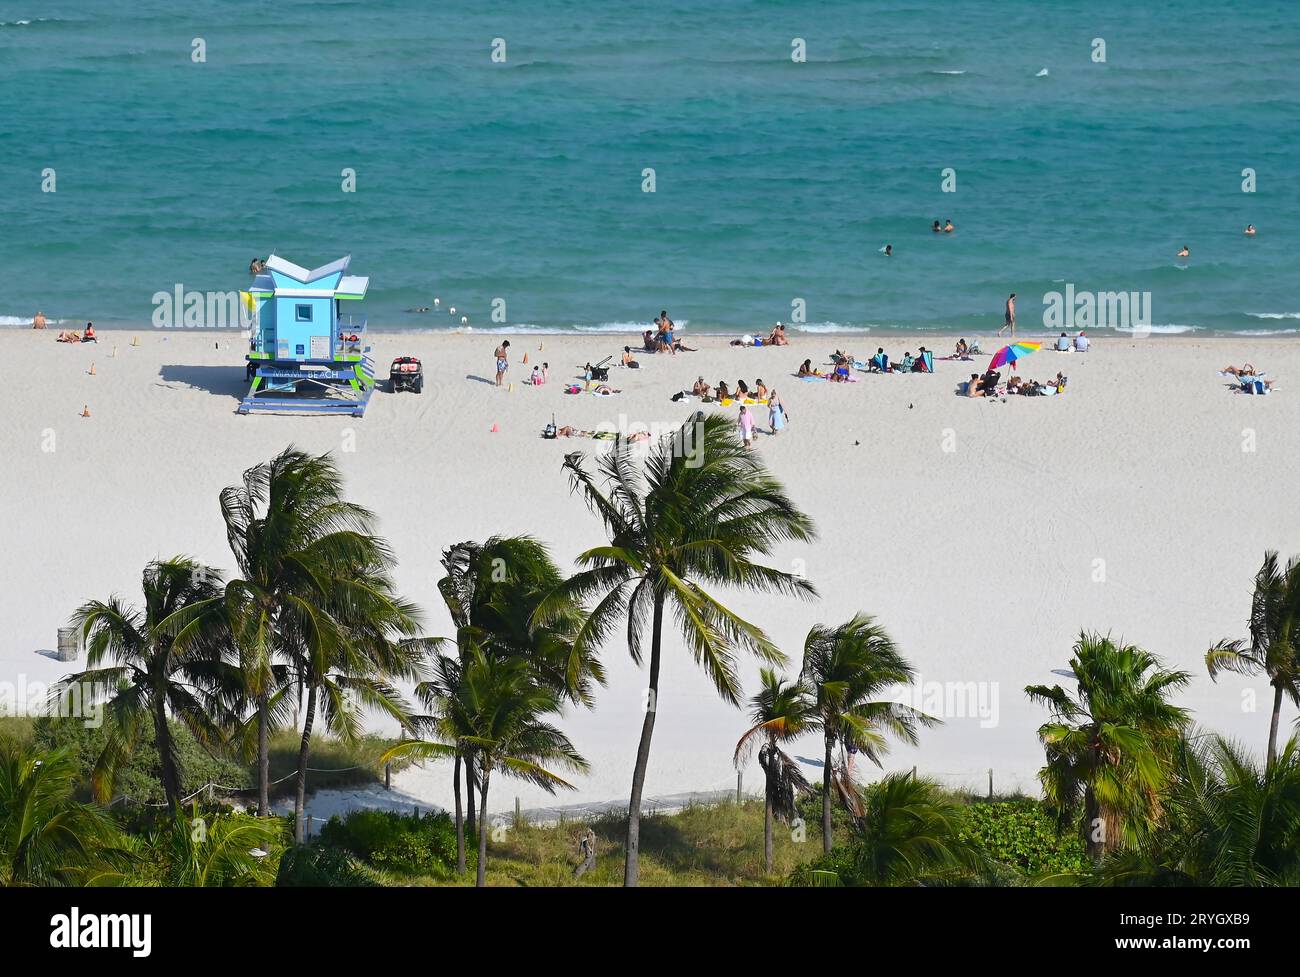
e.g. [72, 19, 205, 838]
[31, 716, 250, 806]
[960, 799, 1087, 877]
[276, 844, 382, 887]
[318, 809, 462, 875]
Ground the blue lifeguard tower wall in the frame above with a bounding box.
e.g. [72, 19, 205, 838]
[248, 256, 365, 365]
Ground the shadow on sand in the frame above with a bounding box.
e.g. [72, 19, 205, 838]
[157, 364, 248, 401]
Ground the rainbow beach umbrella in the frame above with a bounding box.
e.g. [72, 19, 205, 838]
[987, 341, 1041, 372]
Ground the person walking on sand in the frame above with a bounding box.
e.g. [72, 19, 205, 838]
[737, 405, 755, 449]
[32, 310, 47, 330]
[768, 389, 786, 434]
[494, 340, 511, 386]
[998, 292, 1016, 337]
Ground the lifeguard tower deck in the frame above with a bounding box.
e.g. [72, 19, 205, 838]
[240, 254, 376, 415]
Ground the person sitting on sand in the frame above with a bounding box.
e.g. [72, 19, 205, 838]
[1007, 375, 1022, 394]
[1055, 332, 1070, 351]
[622, 347, 639, 369]
[955, 338, 968, 359]
[82, 322, 97, 343]
[914, 347, 930, 372]
[977, 370, 1000, 396]
[898, 351, 915, 373]
[32, 311, 46, 330]
[57, 329, 82, 343]
[755, 379, 768, 399]
[869, 348, 889, 373]
[1245, 224, 1257, 236]
[526, 365, 544, 385]
[1074, 330, 1089, 352]
[1177, 245, 1190, 257]
[643, 330, 657, 353]
[965, 373, 982, 397]
[716, 380, 731, 400]
[797, 359, 820, 377]
[767, 322, 789, 346]
[736, 379, 750, 396]
[1053, 372, 1068, 391]
[693, 376, 712, 398]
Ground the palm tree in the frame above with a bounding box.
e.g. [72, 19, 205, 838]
[733, 668, 815, 874]
[561, 413, 817, 885]
[1096, 733, 1300, 886]
[1026, 633, 1190, 861]
[383, 647, 588, 886]
[1206, 551, 1300, 766]
[285, 561, 424, 843]
[61, 558, 237, 808]
[0, 742, 130, 886]
[800, 614, 935, 854]
[146, 805, 285, 886]
[220, 446, 394, 822]
[436, 536, 600, 861]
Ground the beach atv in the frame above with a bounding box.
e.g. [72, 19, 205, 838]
[388, 356, 424, 394]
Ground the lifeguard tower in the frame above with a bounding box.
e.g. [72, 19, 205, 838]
[239, 254, 376, 415]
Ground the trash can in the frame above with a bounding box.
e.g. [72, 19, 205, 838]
[56, 627, 80, 663]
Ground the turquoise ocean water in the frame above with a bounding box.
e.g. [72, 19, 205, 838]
[1, 1, 1297, 334]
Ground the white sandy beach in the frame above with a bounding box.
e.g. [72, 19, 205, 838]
[2, 327, 1297, 820]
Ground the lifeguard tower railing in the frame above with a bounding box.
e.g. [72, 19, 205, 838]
[335, 314, 367, 360]
[239, 314, 375, 417]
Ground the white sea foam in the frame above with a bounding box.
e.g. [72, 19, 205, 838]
[1246, 312, 1300, 320]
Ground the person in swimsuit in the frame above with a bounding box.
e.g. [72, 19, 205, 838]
[944, 219, 954, 232]
[32, 311, 46, 330]
[494, 340, 510, 386]
[1177, 245, 1190, 257]
[998, 293, 1016, 337]
[932, 220, 942, 233]
[1245, 225, 1257, 236]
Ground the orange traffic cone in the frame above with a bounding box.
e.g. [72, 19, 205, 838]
[490, 423, 499, 433]
[80, 404, 91, 418]
[88, 362, 96, 376]
[523, 352, 529, 365]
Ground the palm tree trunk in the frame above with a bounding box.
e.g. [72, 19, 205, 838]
[453, 752, 466, 875]
[821, 734, 834, 854]
[465, 747, 477, 847]
[763, 778, 775, 875]
[293, 682, 318, 843]
[624, 592, 665, 887]
[1084, 786, 1121, 861]
[153, 695, 182, 809]
[476, 769, 491, 888]
[257, 691, 270, 817]
[1267, 681, 1284, 766]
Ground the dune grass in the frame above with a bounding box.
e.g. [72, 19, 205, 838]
[401, 798, 820, 887]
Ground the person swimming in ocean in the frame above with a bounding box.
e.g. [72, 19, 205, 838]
[944, 219, 954, 233]
[1177, 245, 1190, 257]
[883, 244, 893, 257]
[932, 220, 942, 233]
[1245, 225, 1257, 236]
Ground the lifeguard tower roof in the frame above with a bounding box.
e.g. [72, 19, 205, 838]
[249, 254, 369, 299]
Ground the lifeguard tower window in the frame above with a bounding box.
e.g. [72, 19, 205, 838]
[296, 304, 313, 322]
